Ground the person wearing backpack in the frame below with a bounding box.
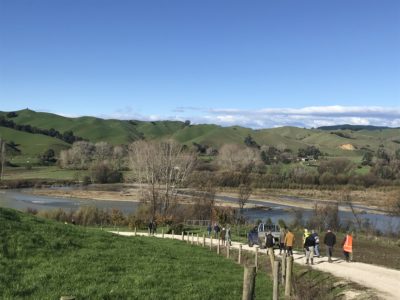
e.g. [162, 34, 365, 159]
[311, 230, 320, 257]
[265, 231, 275, 256]
[304, 233, 316, 265]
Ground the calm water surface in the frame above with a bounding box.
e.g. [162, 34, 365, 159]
[0, 189, 399, 233]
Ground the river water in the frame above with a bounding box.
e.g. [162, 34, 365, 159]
[0, 189, 399, 233]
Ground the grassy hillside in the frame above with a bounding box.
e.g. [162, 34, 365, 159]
[0, 207, 272, 299]
[1, 109, 400, 161]
[0, 126, 70, 164]
[1, 109, 143, 145]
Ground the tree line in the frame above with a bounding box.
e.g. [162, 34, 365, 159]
[0, 115, 83, 144]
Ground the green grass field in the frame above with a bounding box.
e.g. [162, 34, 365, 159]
[0, 208, 273, 299]
[3, 166, 82, 181]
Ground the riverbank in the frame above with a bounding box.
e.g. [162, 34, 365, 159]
[25, 185, 391, 214]
[218, 188, 395, 215]
[27, 187, 264, 209]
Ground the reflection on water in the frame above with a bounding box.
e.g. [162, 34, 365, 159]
[0, 190, 139, 214]
[0, 189, 399, 233]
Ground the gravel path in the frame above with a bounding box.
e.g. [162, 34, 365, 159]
[113, 231, 400, 300]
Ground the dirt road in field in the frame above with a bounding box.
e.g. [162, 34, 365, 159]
[113, 231, 400, 300]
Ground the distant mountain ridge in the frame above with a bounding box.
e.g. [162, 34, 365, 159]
[1, 109, 400, 162]
[317, 124, 397, 131]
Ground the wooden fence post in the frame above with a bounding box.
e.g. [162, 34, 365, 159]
[242, 266, 256, 300]
[162, 229, 164, 238]
[202, 234, 205, 247]
[181, 232, 184, 241]
[196, 233, 199, 245]
[187, 232, 190, 243]
[210, 237, 213, 250]
[255, 247, 259, 272]
[172, 230, 174, 239]
[269, 250, 275, 275]
[191, 233, 194, 244]
[273, 260, 280, 300]
[238, 244, 242, 264]
[226, 244, 230, 258]
[281, 253, 287, 285]
[134, 227, 137, 236]
[217, 240, 220, 254]
[285, 256, 293, 297]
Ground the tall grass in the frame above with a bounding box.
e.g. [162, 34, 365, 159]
[0, 207, 272, 299]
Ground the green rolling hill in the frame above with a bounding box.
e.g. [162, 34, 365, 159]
[1, 109, 400, 163]
[0, 126, 70, 164]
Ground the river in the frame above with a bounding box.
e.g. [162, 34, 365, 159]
[0, 189, 399, 233]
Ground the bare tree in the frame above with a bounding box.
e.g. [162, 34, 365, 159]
[59, 141, 95, 169]
[112, 145, 127, 170]
[238, 183, 252, 212]
[341, 190, 362, 231]
[128, 139, 196, 217]
[193, 175, 216, 221]
[94, 141, 113, 162]
[217, 144, 261, 172]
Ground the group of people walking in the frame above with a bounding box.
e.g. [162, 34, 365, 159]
[149, 219, 353, 264]
[207, 223, 232, 246]
[278, 227, 353, 264]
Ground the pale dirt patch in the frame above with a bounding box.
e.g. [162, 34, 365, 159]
[30, 189, 141, 202]
[340, 144, 356, 150]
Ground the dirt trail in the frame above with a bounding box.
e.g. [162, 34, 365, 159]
[113, 231, 400, 299]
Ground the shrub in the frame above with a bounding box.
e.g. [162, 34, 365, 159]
[319, 172, 336, 185]
[90, 162, 123, 184]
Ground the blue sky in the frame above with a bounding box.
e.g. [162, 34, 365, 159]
[0, 0, 399, 128]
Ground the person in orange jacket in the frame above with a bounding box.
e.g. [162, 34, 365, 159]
[284, 228, 295, 256]
[342, 232, 353, 262]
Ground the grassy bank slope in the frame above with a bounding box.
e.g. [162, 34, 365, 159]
[0, 126, 70, 164]
[0, 208, 272, 299]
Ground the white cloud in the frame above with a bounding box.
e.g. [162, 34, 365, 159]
[85, 105, 400, 129]
[189, 106, 400, 128]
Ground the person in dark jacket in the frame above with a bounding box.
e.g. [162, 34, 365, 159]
[213, 223, 220, 238]
[304, 234, 316, 265]
[311, 230, 320, 257]
[207, 224, 212, 237]
[148, 221, 153, 235]
[265, 231, 275, 256]
[324, 229, 336, 263]
[221, 227, 226, 244]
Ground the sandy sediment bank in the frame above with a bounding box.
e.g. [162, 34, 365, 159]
[27, 186, 388, 214]
[30, 189, 141, 202]
[28, 188, 264, 209]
